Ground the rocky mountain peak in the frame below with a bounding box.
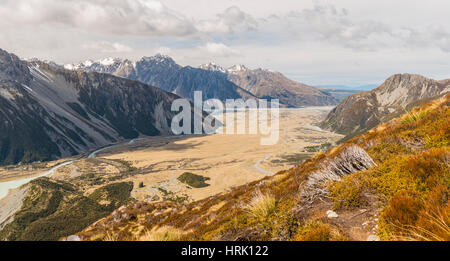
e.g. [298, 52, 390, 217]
[199, 62, 226, 73]
[321, 73, 450, 140]
[380, 73, 432, 90]
[196, 61, 337, 106]
[97, 57, 123, 66]
[374, 73, 447, 108]
[227, 64, 249, 74]
[0, 48, 184, 166]
[0, 48, 31, 83]
[140, 54, 176, 66]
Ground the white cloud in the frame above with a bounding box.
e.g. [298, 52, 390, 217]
[256, 4, 394, 51]
[397, 26, 450, 53]
[204, 42, 240, 57]
[82, 41, 133, 53]
[0, 0, 449, 84]
[196, 6, 257, 34]
[0, 0, 197, 37]
[1, 0, 448, 53]
[154, 46, 172, 55]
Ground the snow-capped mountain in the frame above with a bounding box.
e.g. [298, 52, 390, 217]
[199, 62, 338, 107]
[199, 63, 250, 74]
[226, 64, 250, 74]
[66, 55, 338, 107]
[66, 55, 255, 102]
[198, 62, 227, 73]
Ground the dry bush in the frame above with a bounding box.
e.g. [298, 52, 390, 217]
[294, 221, 347, 241]
[296, 223, 331, 241]
[382, 190, 423, 228]
[406, 148, 449, 186]
[380, 186, 450, 241]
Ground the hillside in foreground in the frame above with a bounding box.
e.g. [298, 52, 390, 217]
[73, 95, 449, 241]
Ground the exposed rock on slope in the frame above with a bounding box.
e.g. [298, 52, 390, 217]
[321, 73, 450, 140]
[66, 55, 255, 102]
[0, 48, 180, 165]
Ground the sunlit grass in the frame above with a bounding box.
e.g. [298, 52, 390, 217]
[139, 226, 183, 241]
[245, 190, 276, 220]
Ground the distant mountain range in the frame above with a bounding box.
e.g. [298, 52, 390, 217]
[64, 56, 255, 102]
[65, 57, 339, 107]
[318, 84, 378, 101]
[0, 48, 183, 166]
[200, 63, 338, 107]
[318, 84, 378, 91]
[320, 73, 450, 140]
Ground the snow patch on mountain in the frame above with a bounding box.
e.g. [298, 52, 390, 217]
[227, 64, 249, 74]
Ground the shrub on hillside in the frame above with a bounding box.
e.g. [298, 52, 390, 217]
[379, 187, 450, 241]
[177, 172, 210, 188]
[294, 221, 347, 241]
[406, 148, 449, 187]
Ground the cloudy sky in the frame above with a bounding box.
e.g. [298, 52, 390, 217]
[0, 0, 449, 86]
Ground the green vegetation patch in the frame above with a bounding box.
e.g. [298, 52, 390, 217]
[304, 142, 333, 153]
[177, 172, 211, 188]
[108, 158, 137, 172]
[0, 178, 133, 241]
[281, 153, 313, 163]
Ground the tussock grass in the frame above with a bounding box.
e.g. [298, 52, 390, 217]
[401, 110, 427, 124]
[103, 232, 119, 241]
[245, 190, 276, 220]
[139, 226, 183, 241]
[390, 210, 450, 241]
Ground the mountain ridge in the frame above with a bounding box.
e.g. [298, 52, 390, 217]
[65, 57, 338, 107]
[64, 55, 255, 103]
[199, 62, 339, 107]
[320, 73, 450, 140]
[0, 48, 182, 166]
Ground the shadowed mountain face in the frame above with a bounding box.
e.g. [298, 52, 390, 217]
[320, 73, 450, 140]
[66, 55, 255, 102]
[0, 49, 181, 166]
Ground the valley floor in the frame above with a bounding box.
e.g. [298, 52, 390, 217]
[0, 107, 342, 204]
